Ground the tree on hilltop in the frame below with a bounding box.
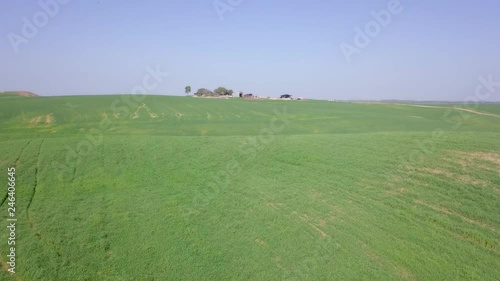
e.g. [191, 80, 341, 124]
[195, 88, 215, 96]
[185, 86, 191, 95]
[214, 87, 234, 96]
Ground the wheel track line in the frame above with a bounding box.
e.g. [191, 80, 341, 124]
[99, 142, 114, 259]
[14, 139, 33, 166]
[97, 140, 120, 279]
[26, 139, 43, 214]
[0, 189, 8, 208]
[25, 139, 64, 257]
[393, 103, 500, 118]
[70, 143, 83, 182]
[385, 165, 500, 252]
[0, 139, 33, 207]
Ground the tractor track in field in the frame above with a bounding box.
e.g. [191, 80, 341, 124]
[96, 142, 120, 278]
[26, 139, 64, 258]
[394, 103, 500, 118]
[26, 139, 44, 216]
[99, 143, 113, 259]
[99, 192, 114, 261]
[71, 145, 82, 182]
[0, 188, 8, 208]
[0, 139, 33, 207]
[14, 139, 33, 165]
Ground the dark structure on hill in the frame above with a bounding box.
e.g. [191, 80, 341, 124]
[280, 94, 292, 99]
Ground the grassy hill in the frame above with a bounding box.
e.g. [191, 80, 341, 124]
[0, 91, 38, 98]
[0, 95, 499, 280]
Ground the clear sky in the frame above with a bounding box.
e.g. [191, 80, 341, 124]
[1, 0, 499, 101]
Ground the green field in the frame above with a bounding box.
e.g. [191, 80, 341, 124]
[0, 94, 499, 280]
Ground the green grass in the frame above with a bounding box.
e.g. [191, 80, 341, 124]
[0, 95, 499, 280]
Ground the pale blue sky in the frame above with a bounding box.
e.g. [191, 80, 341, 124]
[1, 0, 499, 100]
